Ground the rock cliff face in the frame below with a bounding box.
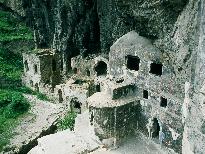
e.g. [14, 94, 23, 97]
[14, 0, 188, 54]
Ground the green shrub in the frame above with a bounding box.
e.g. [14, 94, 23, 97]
[36, 92, 49, 101]
[0, 89, 30, 150]
[0, 90, 30, 118]
[0, 47, 23, 81]
[17, 86, 34, 94]
[57, 112, 77, 131]
[4, 93, 29, 118]
[0, 91, 12, 108]
[16, 86, 49, 101]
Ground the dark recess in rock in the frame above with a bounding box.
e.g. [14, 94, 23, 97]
[19, 0, 188, 56]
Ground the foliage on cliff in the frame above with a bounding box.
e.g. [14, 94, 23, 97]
[0, 10, 33, 82]
[0, 10, 32, 42]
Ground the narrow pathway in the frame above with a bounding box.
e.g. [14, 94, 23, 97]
[91, 132, 177, 154]
[2, 94, 66, 154]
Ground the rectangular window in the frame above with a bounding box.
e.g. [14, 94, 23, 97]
[126, 55, 140, 71]
[143, 90, 148, 99]
[96, 84, 100, 92]
[160, 97, 167, 107]
[150, 63, 163, 76]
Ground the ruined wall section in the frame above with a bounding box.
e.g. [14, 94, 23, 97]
[139, 94, 183, 153]
[22, 53, 41, 90]
[71, 55, 94, 78]
[22, 50, 62, 92]
[39, 53, 61, 87]
[71, 55, 109, 78]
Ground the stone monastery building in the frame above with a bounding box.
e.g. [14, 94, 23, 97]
[23, 31, 186, 153]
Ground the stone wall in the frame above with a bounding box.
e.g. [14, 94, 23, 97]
[89, 101, 140, 145]
[137, 87, 183, 153]
[71, 54, 109, 78]
[22, 50, 61, 91]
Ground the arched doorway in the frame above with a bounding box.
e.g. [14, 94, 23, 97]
[96, 84, 101, 92]
[34, 64, 38, 74]
[86, 69, 90, 76]
[70, 98, 82, 114]
[94, 61, 107, 76]
[58, 89, 63, 103]
[152, 118, 160, 138]
[24, 60, 29, 71]
[73, 68, 77, 74]
[35, 83, 39, 92]
[30, 80, 33, 87]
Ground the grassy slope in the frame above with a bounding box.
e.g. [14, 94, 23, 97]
[0, 10, 33, 151]
[0, 10, 32, 81]
[0, 9, 51, 151]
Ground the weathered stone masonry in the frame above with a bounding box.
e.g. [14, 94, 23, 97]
[23, 31, 185, 154]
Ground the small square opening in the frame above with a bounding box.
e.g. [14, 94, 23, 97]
[160, 97, 167, 107]
[143, 90, 148, 99]
[34, 65, 38, 74]
[126, 55, 140, 71]
[150, 63, 163, 76]
[96, 84, 100, 92]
